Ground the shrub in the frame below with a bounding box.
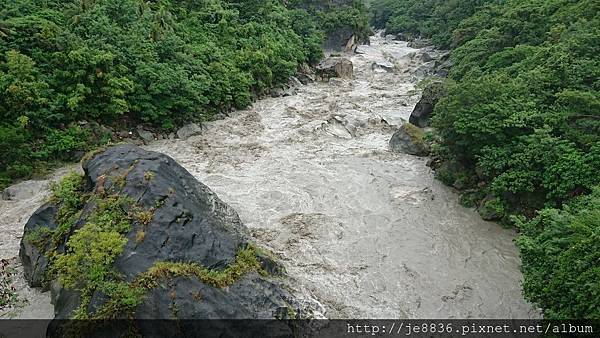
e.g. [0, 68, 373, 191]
[516, 188, 600, 319]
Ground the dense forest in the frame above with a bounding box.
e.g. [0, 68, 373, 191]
[0, 0, 368, 188]
[371, 0, 599, 319]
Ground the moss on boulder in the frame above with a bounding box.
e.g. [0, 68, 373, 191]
[20, 145, 297, 331]
[389, 123, 430, 156]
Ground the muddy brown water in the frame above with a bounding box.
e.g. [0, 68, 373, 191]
[1, 34, 537, 319]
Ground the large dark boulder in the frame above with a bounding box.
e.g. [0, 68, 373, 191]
[409, 81, 446, 128]
[434, 52, 453, 77]
[20, 205, 62, 288]
[19, 145, 296, 326]
[316, 57, 353, 81]
[477, 195, 504, 221]
[389, 123, 429, 157]
[323, 26, 355, 51]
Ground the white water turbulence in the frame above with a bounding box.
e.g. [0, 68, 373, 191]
[148, 34, 538, 319]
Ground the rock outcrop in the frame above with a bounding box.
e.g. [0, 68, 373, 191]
[407, 39, 432, 49]
[19, 145, 297, 330]
[478, 195, 504, 221]
[176, 123, 202, 140]
[434, 52, 453, 77]
[322, 26, 355, 51]
[136, 126, 155, 144]
[389, 123, 429, 157]
[344, 34, 359, 53]
[2, 180, 48, 201]
[316, 57, 353, 81]
[297, 63, 316, 85]
[371, 60, 395, 73]
[409, 81, 446, 128]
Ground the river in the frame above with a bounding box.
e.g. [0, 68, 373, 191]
[1, 33, 537, 319]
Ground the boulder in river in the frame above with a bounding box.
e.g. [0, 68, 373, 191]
[371, 60, 395, 73]
[434, 60, 453, 78]
[19, 145, 297, 328]
[176, 123, 202, 140]
[136, 126, 154, 144]
[2, 180, 48, 201]
[389, 123, 429, 156]
[409, 81, 446, 128]
[316, 57, 353, 81]
[421, 52, 433, 62]
[478, 195, 505, 221]
[408, 39, 432, 49]
[344, 34, 359, 52]
[297, 63, 316, 85]
[413, 61, 436, 78]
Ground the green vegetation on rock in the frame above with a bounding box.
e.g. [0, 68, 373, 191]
[24, 172, 87, 255]
[137, 247, 264, 291]
[35, 171, 268, 321]
[370, 0, 600, 319]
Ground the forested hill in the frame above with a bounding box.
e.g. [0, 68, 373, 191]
[0, 0, 368, 188]
[370, 0, 600, 319]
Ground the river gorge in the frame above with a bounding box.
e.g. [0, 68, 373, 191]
[1, 33, 538, 320]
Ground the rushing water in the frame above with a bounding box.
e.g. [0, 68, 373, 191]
[148, 34, 537, 319]
[1, 34, 537, 320]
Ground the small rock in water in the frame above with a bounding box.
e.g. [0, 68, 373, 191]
[409, 81, 446, 128]
[2, 180, 48, 201]
[371, 60, 395, 73]
[316, 57, 353, 81]
[421, 52, 433, 62]
[288, 76, 303, 88]
[176, 123, 203, 140]
[297, 73, 315, 85]
[270, 87, 286, 97]
[389, 123, 429, 156]
[136, 126, 155, 143]
[355, 45, 369, 54]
